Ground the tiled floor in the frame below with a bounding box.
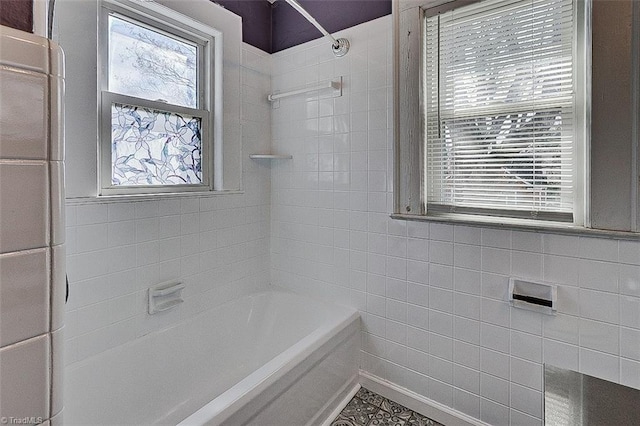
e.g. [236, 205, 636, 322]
[330, 387, 445, 426]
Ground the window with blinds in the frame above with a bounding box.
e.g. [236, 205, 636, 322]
[423, 0, 578, 222]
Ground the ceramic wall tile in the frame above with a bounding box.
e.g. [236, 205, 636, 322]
[49, 76, 64, 161]
[50, 161, 65, 246]
[0, 162, 48, 253]
[50, 327, 64, 416]
[0, 335, 50, 422]
[50, 244, 66, 331]
[0, 26, 50, 73]
[0, 67, 48, 160]
[0, 248, 49, 347]
[62, 43, 273, 367]
[269, 16, 640, 426]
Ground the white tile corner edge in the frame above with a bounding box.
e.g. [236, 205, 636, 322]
[50, 327, 64, 418]
[359, 371, 490, 426]
[49, 75, 65, 162]
[50, 244, 66, 331]
[48, 40, 65, 78]
[50, 161, 65, 246]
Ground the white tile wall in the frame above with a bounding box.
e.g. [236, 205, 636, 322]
[64, 44, 272, 367]
[270, 16, 640, 425]
[0, 27, 65, 425]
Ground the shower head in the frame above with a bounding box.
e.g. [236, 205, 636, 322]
[331, 38, 350, 58]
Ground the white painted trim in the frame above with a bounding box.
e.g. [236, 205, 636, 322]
[32, 0, 48, 38]
[318, 382, 361, 426]
[64, 190, 245, 205]
[359, 371, 490, 426]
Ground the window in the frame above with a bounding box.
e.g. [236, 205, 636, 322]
[394, 0, 590, 227]
[422, 0, 586, 223]
[99, 1, 215, 195]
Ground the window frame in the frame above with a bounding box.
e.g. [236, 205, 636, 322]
[394, 0, 591, 228]
[98, 0, 219, 195]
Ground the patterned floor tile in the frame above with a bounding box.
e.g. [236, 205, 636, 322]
[356, 387, 385, 407]
[380, 398, 413, 420]
[333, 387, 445, 426]
[340, 397, 379, 426]
[405, 413, 445, 426]
[369, 408, 407, 426]
[330, 415, 360, 426]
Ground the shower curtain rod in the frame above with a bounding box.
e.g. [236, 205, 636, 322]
[283, 0, 350, 57]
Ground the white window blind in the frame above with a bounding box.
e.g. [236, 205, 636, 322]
[424, 0, 576, 222]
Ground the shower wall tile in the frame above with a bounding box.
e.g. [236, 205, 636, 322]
[0, 30, 66, 426]
[49, 76, 65, 162]
[0, 248, 50, 347]
[50, 161, 65, 246]
[51, 244, 67, 331]
[50, 327, 65, 417]
[64, 43, 273, 366]
[0, 335, 50, 423]
[0, 161, 49, 253]
[269, 15, 640, 426]
[0, 66, 48, 160]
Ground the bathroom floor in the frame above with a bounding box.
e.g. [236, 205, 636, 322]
[330, 387, 444, 426]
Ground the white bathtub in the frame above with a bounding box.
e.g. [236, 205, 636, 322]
[64, 289, 360, 425]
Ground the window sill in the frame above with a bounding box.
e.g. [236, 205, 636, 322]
[391, 213, 640, 241]
[66, 190, 244, 206]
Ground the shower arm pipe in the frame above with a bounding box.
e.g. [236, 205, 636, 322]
[283, 0, 350, 57]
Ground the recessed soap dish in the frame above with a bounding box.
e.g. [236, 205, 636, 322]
[148, 280, 185, 314]
[508, 278, 557, 315]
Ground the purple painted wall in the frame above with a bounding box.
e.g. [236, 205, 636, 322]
[216, 0, 391, 53]
[271, 0, 391, 52]
[215, 0, 273, 53]
[0, 0, 33, 33]
[0, 0, 390, 52]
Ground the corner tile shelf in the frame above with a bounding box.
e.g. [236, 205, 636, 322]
[249, 154, 292, 160]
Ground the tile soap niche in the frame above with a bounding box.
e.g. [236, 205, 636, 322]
[508, 278, 557, 315]
[148, 281, 185, 314]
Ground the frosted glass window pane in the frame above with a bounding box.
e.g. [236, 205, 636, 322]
[111, 103, 202, 186]
[108, 15, 198, 108]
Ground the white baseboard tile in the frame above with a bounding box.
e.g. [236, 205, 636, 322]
[359, 371, 490, 426]
[317, 377, 361, 426]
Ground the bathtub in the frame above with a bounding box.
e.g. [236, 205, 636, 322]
[64, 289, 360, 425]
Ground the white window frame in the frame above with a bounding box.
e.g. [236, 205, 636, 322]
[98, 0, 222, 195]
[394, 0, 590, 228]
